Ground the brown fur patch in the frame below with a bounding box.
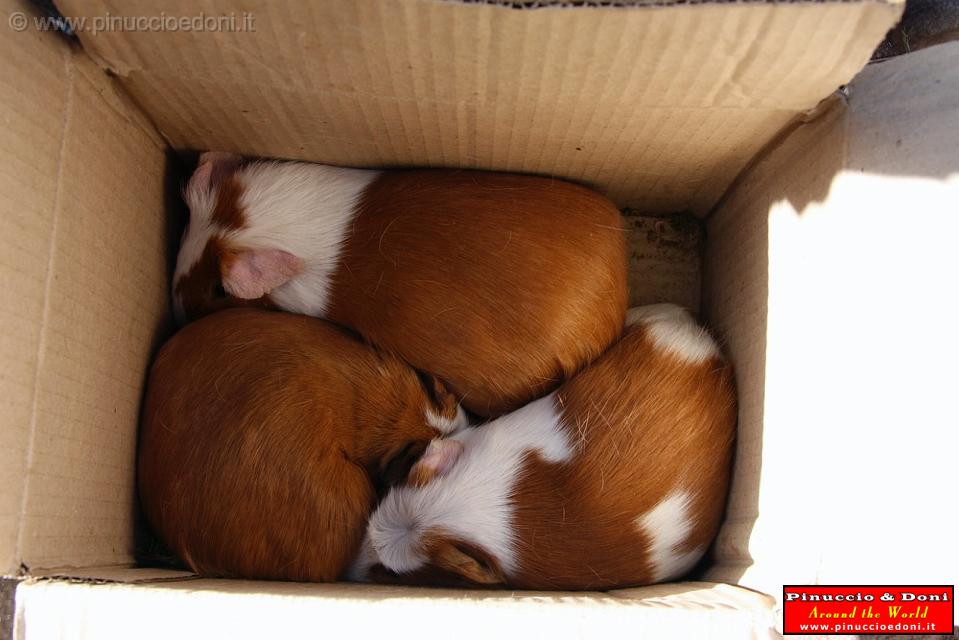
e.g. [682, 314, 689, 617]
[174, 237, 225, 320]
[503, 323, 736, 590]
[377, 439, 430, 494]
[138, 309, 450, 582]
[327, 169, 628, 417]
[210, 174, 246, 230]
[424, 532, 506, 585]
[367, 532, 507, 588]
[419, 374, 461, 424]
[174, 238, 276, 320]
[406, 463, 435, 489]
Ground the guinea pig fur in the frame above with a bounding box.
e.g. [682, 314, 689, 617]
[138, 308, 467, 582]
[352, 304, 736, 590]
[173, 152, 628, 417]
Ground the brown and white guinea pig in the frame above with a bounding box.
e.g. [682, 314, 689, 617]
[350, 304, 736, 590]
[138, 307, 467, 582]
[173, 153, 628, 417]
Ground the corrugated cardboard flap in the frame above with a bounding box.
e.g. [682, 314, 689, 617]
[58, 0, 902, 214]
[1, 0, 171, 577]
[704, 41, 959, 599]
[16, 575, 777, 639]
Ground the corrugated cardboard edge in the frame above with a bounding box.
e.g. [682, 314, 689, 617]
[703, 41, 959, 602]
[805, 40, 959, 588]
[705, 90, 850, 223]
[1, 0, 69, 579]
[13, 48, 169, 572]
[702, 83, 853, 599]
[2, 0, 171, 577]
[69, 51, 168, 151]
[445, 0, 905, 6]
[0, 579, 14, 640]
[14, 577, 777, 639]
[56, 0, 902, 214]
[700, 75, 852, 596]
[27, 566, 196, 584]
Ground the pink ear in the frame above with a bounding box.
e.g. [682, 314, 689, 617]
[408, 439, 464, 487]
[222, 248, 303, 299]
[189, 151, 243, 192]
[199, 151, 241, 166]
[189, 161, 214, 192]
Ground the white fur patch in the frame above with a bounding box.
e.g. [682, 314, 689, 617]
[425, 405, 469, 435]
[231, 162, 379, 317]
[175, 160, 379, 319]
[635, 491, 705, 583]
[343, 531, 376, 582]
[367, 393, 573, 576]
[626, 304, 720, 365]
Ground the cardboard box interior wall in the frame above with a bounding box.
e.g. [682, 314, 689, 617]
[3, 0, 958, 637]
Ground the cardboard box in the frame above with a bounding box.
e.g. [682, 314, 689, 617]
[3, 0, 957, 637]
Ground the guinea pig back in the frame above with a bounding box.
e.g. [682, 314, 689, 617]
[328, 169, 628, 416]
[360, 304, 736, 590]
[138, 308, 463, 582]
[174, 156, 628, 417]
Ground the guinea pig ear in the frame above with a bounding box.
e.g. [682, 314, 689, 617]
[220, 248, 303, 299]
[189, 151, 243, 193]
[429, 538, 505, 586]
[419, 374, 469, 434]
[427, 376, 455, 406]
[407, 439, 464, 488]
[379, 440, 429, 490]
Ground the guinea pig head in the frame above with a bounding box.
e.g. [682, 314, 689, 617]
[173, 152, 304, 324]
[347, 437, 504, 587]
[370, 372, 470, 493]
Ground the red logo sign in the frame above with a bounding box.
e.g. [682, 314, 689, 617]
[783, 585, 954, 635]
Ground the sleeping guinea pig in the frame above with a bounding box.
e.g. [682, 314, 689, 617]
[138, 308, 467, 582]
[352, 304, 736, 590]
[173, 153, 627, 417]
